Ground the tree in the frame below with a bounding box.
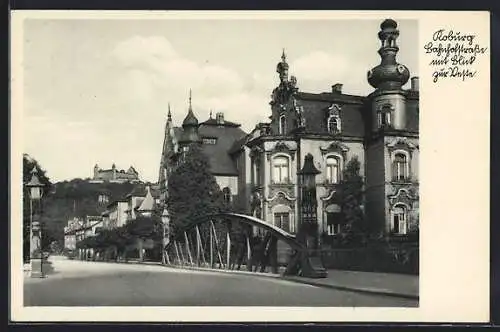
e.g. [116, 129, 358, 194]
[23, 154, 52, 262]
[167, 144, 227, 236]
[339, 156, 366, 245]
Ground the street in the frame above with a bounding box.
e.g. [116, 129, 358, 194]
[24, 257, 417, 307]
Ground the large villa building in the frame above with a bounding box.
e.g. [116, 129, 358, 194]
[158, 19, 419, 238]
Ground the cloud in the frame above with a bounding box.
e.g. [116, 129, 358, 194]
[290, 50, 372, 95]
[109, 35, 267, 133]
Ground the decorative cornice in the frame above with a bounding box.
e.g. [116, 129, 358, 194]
[386, 137, 418, 151]
[319, 141, 350, 156]
[266, 190, 297, 202]
[266, 141, 297, 161]
[320, 189, 338, 201]
[326, 103, 342, 116]
[388, 188, 417, 209]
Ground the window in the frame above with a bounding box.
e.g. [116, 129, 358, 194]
[279, 115, 286, 135]
[327, 116, 340, 134]
[392, 205, 407, 234]
[326, 212, 342, 235]
[393, 153, 408, 181]
[274, 212, 290, 232]
[272, 156, 289, 183]
[378, 105, 392, 129]
[325, 156, 340, 184]
[222, 187, 231, 204]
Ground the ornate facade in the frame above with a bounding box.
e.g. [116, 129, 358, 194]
[159, 19, 419, 238]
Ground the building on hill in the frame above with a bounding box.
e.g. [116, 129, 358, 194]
[158, 19, 419, 239]
[91, 163, 141, 183]
[157, 93, 247, 209]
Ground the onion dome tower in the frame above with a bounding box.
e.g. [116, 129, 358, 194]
[367, 19, 411, 133]
[179, 89, 201, 146]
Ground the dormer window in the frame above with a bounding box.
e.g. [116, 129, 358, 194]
[279, 114, 286, 135]
[326, 104, 342, 134]
[327, 116, 341, 134]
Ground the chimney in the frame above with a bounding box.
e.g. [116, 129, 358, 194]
[216, 112, 225, 125]
[331, 83, 343, 93]
[411, 77, 419, 92]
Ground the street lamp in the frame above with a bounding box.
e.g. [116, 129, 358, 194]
[161, 208, 170, 265]
[297, 153, 321, 250]
[25, 166, 46, 278]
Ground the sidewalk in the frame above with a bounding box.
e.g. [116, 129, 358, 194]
[283, 270, 419, 300]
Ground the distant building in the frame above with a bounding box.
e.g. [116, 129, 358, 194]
[63, 217, 84, 251]
[124, 185, 161, 221]
[64, 215, 103, 251]
[91, 163, 141, 183]
[102, 200, 128, 229]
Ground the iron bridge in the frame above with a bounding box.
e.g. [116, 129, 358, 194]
[163, 213, 327, 278]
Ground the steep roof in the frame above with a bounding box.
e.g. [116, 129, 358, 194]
[126, 184, 161, 199]
[172, 120, 247, 176]
[137, 186, 155, 211]
[294, 94, 367, 138]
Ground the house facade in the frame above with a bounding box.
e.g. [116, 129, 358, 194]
[158, 19, 419, 239]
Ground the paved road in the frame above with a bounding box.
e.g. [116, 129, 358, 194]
[24, 258, 417, 307]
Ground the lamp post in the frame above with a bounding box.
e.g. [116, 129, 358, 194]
[161, 207, 170, 265]
[297, 153, 321, 252]
[25, 166, 46, 278]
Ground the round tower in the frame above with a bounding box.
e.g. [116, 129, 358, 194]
[367, 19, 411, 133]
[179, 89, 201, 146]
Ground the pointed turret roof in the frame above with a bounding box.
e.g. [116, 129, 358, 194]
[182, 89, 199, 127]
[137, 186, 155, 212]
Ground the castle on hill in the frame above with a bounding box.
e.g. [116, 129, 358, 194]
[90, 163, 141, 183]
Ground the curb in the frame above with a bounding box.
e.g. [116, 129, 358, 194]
[282, 277, 419, 300]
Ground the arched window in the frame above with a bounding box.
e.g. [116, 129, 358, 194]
[393, 152, 408, 181]
[272, 156, 289, 184]
[392, 205, 407, 234]
[279, 115, 286, 135]
[222, 187, 231, 204]
[327, 116, 339, 134]
[378, 104, 392, 129]
[325, 156, 340, 184]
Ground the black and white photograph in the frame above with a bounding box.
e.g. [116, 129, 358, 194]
[11, 10, 489, 323]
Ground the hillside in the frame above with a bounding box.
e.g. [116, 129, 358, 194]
[40, 179, 150, 245]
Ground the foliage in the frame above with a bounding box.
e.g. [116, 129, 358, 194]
[338, 156, 367, 245]
[35, 178, 144, 250]
[125, 215, 162, 241]
[166, 144, 228, 235]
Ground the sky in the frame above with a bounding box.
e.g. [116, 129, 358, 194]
[22, 18, 418, 183]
